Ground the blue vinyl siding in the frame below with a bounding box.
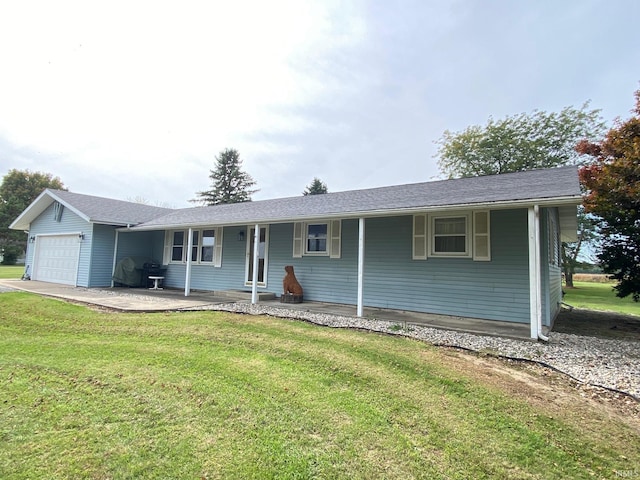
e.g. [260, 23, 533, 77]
[359, 210, 530, 323]
[88, 224, 117, 287]
[162, 226, 247, 291]
[269, 211, 530, 323]
[267, 221, 359, 303]
[116, 231, 165, 263]
[26, 202, 93, 287]
[542, 207, 563, 327]
[120, 209, 536, 324]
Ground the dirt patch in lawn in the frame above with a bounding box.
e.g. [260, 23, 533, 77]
[442, 349, 640, 433]
[552, 308, 640, 341]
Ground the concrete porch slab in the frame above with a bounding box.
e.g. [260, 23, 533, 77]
[0, 279, 532, 339]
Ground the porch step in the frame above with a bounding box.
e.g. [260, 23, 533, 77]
[215, 290, 276, 301]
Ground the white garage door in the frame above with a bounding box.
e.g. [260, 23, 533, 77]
[33, 235, 81, 286]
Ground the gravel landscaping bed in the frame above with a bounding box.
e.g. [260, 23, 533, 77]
[201, 302, 640, 400]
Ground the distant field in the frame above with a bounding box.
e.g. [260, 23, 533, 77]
[572, 273, 613, 283]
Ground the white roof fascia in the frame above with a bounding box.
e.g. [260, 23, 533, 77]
[10, 189, 93, 231]
[8, 189, 52, 230]
[9, 189, 93, 231]
[119, 195, 583, 232]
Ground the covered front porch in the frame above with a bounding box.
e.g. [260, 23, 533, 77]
[116, 208, 549, 340]
[0, 279, 533, 340]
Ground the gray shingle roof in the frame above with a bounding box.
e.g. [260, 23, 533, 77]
[131, 166, 581, 230]
[10, 188, 176, 231]
[48, 189, 174, 225]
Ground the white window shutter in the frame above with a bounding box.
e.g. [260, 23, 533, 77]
[214, 227, 224, 267]
[329, 219, 341, 259]
[163, 230, 172, 264]
[292, 222, 303, 258]
[412, 214, 427, 260]
[473, 211, 491, 261]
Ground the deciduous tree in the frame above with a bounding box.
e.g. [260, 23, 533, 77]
[0, 169, 65, 264]
[435, 103, 606, 284]
[192, 149, 258, 206]
[577, 90, 640, 301]
[436, 103, 605, 178]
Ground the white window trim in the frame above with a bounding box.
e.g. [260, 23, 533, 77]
[304, 222, 330, 256]
[164, 227, 223, 266]
[413, 211, 491, 261]
[293, 220, 341, 258]
[429, 213, 472, 258]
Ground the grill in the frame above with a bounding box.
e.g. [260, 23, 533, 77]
[142, 263, 166, 288]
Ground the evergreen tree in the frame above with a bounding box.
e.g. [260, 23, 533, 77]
[303, 177, 328, 196]
[192, 149, 258, 205]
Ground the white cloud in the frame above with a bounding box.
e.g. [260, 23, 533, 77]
[1, 0, 638, 206]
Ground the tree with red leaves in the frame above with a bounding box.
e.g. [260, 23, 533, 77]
[577, 89, 640, 301]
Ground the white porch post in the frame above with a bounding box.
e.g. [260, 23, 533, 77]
[111, 230, 119, 287]
[357, 217, 365, 317]
[251, 223, 260, 304]
[184, 227, 193, 297]
[528, 205, 542, 339]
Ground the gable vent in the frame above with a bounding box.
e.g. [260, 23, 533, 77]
[53, 202, 64, 222]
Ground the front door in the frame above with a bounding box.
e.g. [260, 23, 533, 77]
[245, 226, 268, 287]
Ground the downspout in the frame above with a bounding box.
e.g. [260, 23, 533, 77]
[251, 224, 260, 304]
[528, 205, 548, 342]
[184, 227, 193, 297]
[74, 232, 83, 287]
[357, 217, 365, 317]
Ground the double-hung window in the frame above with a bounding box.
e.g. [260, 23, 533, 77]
[191, 230, 200, 262]
[164, 228, 223, 266]
[292, 220, 341, 258]
[306, 223, 328, 254]
[171, 231, 185, 262]
[413, 211, 490, 260]
[431, 215, 470, 257]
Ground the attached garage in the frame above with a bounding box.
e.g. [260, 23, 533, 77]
[10, 189, 173, 288]
[32, 234, 81, 285]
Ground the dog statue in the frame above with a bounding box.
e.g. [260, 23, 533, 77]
[283, 265, 303, 296]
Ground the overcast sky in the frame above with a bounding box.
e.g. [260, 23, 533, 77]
[1, 0, 638, 208]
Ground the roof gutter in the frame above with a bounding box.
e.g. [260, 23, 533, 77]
[118, 195, 583, 232]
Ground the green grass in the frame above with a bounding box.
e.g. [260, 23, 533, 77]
[0, 265, 23, 279]
[1, 293, 638, 479]
[563, 281, 640, 316]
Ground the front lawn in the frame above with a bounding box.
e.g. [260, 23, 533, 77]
[1, 292, 638, 479]
[0, 265, 23, 279]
